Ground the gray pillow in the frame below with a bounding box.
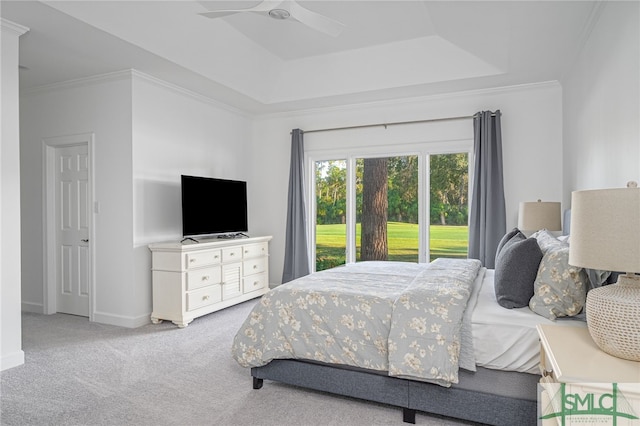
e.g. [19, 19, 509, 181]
[494, 233, 543, 309]
[494, 228, 522, 265]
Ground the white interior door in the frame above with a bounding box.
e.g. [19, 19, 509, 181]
[54, 143, 90, 316]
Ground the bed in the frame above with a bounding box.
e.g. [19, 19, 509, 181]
[232, 229, 589, 425]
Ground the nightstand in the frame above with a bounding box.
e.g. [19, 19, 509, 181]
[537, 324, 640, 383]
[536, 324, 640, 425]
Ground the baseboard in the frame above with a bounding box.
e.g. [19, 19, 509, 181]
[21, 301, 44, 314]
[1, 350, 25, 371]
[91, 311, 151, 328]
[20, 303, 150, 328]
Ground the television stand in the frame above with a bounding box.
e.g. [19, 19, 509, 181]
[149, 236, 272, 327]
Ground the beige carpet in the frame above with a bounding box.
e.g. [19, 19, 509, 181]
[0, 300, 478, 426]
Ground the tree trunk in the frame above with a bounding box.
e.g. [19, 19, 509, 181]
[361, 158, 388, 261]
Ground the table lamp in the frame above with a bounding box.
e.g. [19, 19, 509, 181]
[518, 200, 561, 233]
[569, 181, 640, 361]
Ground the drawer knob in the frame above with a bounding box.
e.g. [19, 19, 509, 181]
[253, 265, 258, 269]
[254, 281, 259, 286]
[230, 253, 235, 256]
[202, 276, 209, 281]
[203, 295, 210, 301]
[190, 259, 196, 263]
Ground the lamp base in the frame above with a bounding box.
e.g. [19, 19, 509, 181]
[585, 273, 640, 361]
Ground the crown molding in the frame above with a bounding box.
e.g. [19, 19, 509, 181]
[259, 80, 562, 121]
[1, 18, 29, 36]
[130, 70, 250, 118]
[21, 70, 133, 97]
[20, 68, 251, 118]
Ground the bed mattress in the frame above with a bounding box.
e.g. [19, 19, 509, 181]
[471, 269, 586, 373]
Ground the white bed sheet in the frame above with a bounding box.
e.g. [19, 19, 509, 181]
[471, 269, 586, 374]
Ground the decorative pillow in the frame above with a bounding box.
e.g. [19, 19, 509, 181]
[494, 228, 523, 265]
[494, 233, 543, 309]
[529, 247, 588, 319]
[531, 229, 567, 254]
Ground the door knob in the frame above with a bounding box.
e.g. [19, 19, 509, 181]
[81, 239, 89, 243]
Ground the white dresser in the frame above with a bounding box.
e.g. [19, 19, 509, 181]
[149, 236, 272, 327]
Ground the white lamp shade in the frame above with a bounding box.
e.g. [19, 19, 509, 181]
[569, 187, 640, 273]
[517, 201, 561, 231]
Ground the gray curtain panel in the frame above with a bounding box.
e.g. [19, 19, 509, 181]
[468, 110, 506, 268]
[282, 129, 311, 283]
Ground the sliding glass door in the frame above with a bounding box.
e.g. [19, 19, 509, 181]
[428, 153, 469, 262]
[314, 160, 347, 271]
[311, 147, 470, 272]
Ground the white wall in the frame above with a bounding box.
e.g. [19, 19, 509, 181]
[249, 83, 564, 284]
[562, 1, 640, 203]
[1, 18, 28, 371]
[131, 72, 252, 318]
[20, 72, 135, 325]
[19, 70, 253, 328]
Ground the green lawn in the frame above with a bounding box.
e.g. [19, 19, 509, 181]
[315, 222, 468, 270]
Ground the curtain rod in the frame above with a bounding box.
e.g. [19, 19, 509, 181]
[293, 113, 494, 135]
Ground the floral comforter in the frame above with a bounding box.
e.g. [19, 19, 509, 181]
[231, 258, 483, 387]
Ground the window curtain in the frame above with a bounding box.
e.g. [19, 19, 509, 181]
[468, 110, 506, 268]
[281, 129, 310, 283]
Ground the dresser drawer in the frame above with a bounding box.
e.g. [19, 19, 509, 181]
[186, 266, 221, 291]
[187, 286, 222, 311]
[243, 257, 267, 276]
[244, 272, 268, 294]
[243, 242, 268, 259]
[185, 249, 221, 269]
[222, 247, 242, 262]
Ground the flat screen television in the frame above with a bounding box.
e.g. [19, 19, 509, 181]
[181, 175, 248, 238]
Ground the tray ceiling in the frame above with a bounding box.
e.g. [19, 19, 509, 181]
[2, 1, 599, 114]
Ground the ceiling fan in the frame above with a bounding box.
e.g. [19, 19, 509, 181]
[199, 1, 345, 37]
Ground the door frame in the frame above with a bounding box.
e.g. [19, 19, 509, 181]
[43, 133, 95, 319]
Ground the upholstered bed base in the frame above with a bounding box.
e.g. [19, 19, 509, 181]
[251, 360, 539, 425]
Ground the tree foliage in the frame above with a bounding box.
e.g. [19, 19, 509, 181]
[314, 153, 468, 227]
[315, 160, 347, 224]
[429, 154, 469, 226]
[387, 156, 418, 223]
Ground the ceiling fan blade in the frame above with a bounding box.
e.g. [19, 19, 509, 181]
[288, 1, 344, 37]
[199, 1, 284, 19]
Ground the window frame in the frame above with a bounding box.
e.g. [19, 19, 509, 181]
[306, 140, 474, 272]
